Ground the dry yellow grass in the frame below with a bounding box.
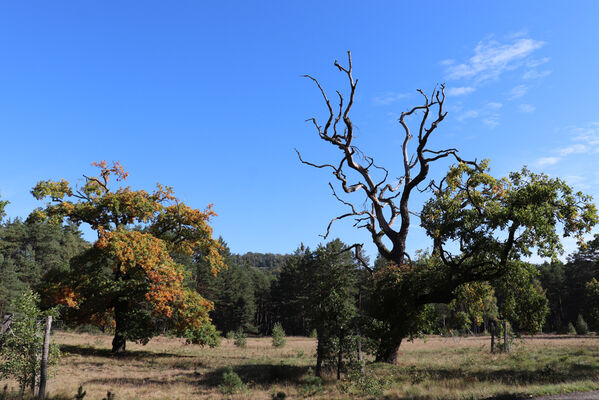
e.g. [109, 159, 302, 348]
[3, 332, 599, 399]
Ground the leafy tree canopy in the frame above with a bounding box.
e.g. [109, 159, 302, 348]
[29, 161, 225, 352]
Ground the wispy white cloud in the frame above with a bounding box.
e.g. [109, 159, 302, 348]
[445, 37, 544, 83]
[456, 102, 502, 126]
[523, 69, 551, 80]
[519, 104, 535, 113]
[482, 117, 500, 128]
[509, 84, 529, 99]
[526, 57, 550, 68]
[373, 92, 410, 106]
[534, 122, 599, 169]
[440, 59, 455, 66]
[536, 157, 560, 167]
[456, 110, 479, 121]
[446, 86, 475, 96]
[558, 143, 588, 156]
[572, 122, 599, 147]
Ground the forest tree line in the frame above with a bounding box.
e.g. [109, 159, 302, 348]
[2, 216, 599, 339]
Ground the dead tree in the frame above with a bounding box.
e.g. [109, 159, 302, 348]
[298, 52, 479, 362]
[298, 52, 596, 363]
[298, 52, 476, 267]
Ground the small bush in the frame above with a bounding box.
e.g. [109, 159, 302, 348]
[234, 328, 247, 348]
[75, 385, 87, 399]
[102, 391, 116, 400]
[219, 366, 246, 394]
[309, 329, 317, 338]
[575, 314, 589, 335]
[225, 331, 235, 340]
[272, 322, 286, 348]
[567, 322, 576, 335]
[272, 391, 286, 400]
[300, 368, 323, 396]
[340, 367, 386, 397]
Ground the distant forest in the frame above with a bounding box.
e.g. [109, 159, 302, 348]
[2, 218, 598, 338]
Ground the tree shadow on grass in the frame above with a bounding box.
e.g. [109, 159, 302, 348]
[84, 372, 201, 387]
[379, 361, 599, 400]
[199, 363, 309, 389]
[59, 344, 194, 359]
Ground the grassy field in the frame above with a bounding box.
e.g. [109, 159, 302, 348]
[2, 332, 599, 399]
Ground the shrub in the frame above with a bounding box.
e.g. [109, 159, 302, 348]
[74, 385, 87, 399]
[300, 368, 323, 396]
[234, 328, 247, 348]
[226, 330, 235, 340]
[567, 322, 576, 335]
[575, 314, 589, 335]
[272, 391, 286, 400]
[0, 290, 60, 395]
[340, 367, 387, 397]
[219, 366, 245, 394]
[272, 322, 286, 348]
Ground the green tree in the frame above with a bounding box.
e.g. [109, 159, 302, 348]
[585, 277, 599, 329]
[29, 161, 225, 352]
[0, 219, 88, 316]
[301, 53, 598, 363]
[276, 240, 361, 378]
[0, 290, 60, 395]
[271, 322, 286, 348]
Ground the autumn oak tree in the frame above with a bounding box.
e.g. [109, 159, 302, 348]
[29, 161, 225, 353]
[300, 52, 598, 363]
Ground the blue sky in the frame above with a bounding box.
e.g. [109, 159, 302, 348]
[1, 2, 598, 261]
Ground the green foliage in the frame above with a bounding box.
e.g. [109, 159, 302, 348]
[271, 391, 287, 400]
[340, 367, 387, 397]
[225, 330, 235, 340]
[233, 328, 247, 348]
[271, 322, 286, 348]
[585, 276, 599, 329]
[275, 240, 362, 376]
[0, 219, 87, 316]
[575, 314, 589, 335]
[496, 262, 549, 334]
[102, 391, 115, 400]
[567, 322, 576, 335]
[300, 368, 323, 396]
[193, 239, 276, 336]
[219, 366, 245, 394]
[29, 162, 226, 352]
[74, 385, 87, 399]
[0, 290, 60, 394]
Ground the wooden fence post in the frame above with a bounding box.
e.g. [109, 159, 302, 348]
[37, 315, 52, 400]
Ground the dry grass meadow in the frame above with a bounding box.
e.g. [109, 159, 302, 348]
[3, 332, 599, 399]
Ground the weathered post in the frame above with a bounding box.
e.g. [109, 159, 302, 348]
[37, 315, 52, 400]
[1, 314, 12, 335]
[503, 320, 510, 353]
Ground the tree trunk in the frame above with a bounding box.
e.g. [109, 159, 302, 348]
[112, 302, 127, 353]
[503, 320, 510, 353]
[356, 327, 365, 373]
[38, 316, 52, 400]
[315, 330, 323, 377]
[337, 336, 343, 380]
[375, 336, 402, 364]
[490, 320, 496, 353]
